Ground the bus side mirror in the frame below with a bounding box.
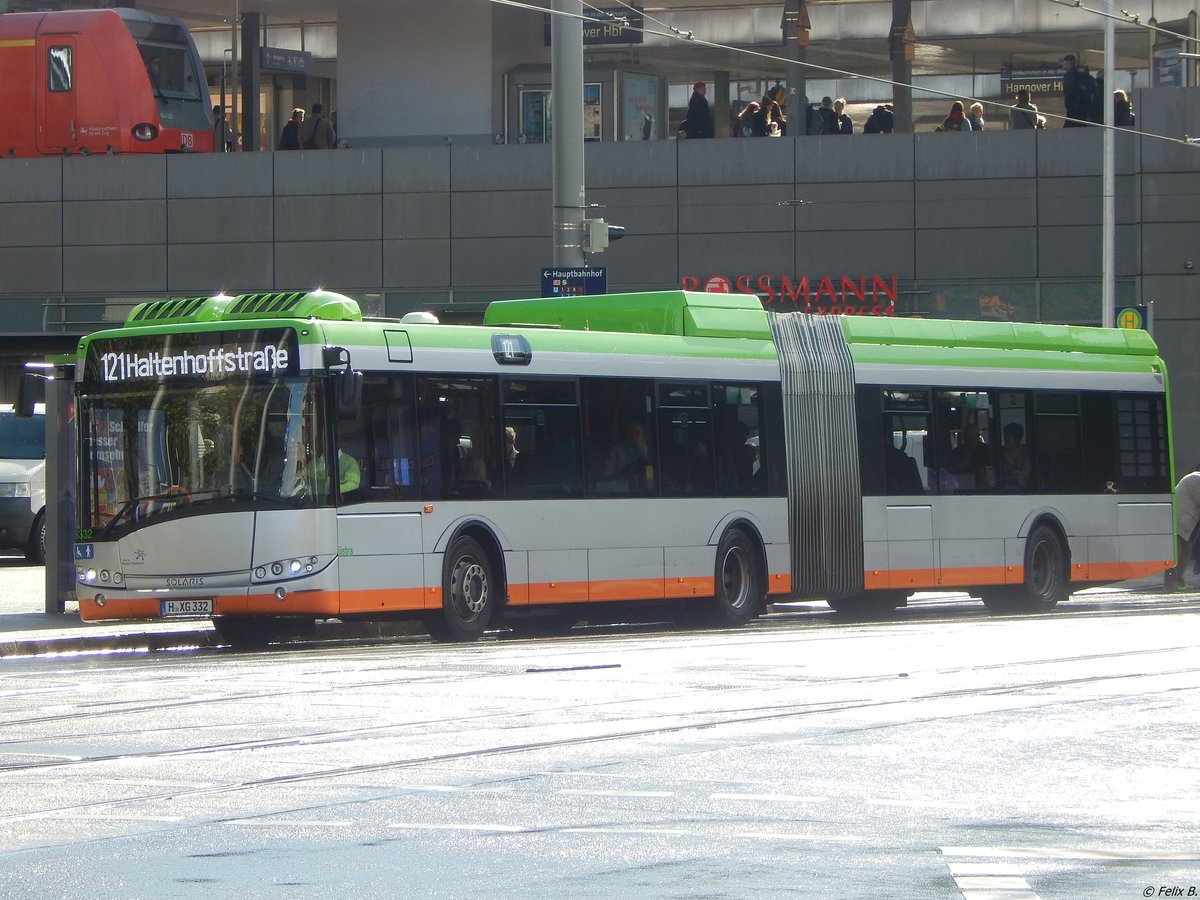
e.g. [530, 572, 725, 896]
[323, 346, 361, 421]
[16, 372, 43, 418]
[336, 370, 362, 421]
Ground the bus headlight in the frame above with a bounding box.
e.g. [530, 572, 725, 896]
[0, 483, 30, 497]
[253, 555, 330, 583]
[131, 123, 158, 143]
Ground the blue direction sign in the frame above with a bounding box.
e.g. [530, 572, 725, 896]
[541, 266, 607, 297]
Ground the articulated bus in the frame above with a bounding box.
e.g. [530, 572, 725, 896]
[0, 9, 211, 157]
[70, 289, 1175, 647]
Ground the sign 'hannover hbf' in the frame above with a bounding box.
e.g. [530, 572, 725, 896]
[543, 8, 644, 46]
[1000, 66, 1064, 98]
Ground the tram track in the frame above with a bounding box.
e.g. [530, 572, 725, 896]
[0, 601, 1195, 861]
[0, 652, 1196, 825]
[0, 616, 1193, 739]
[0, 598, 1195, 746]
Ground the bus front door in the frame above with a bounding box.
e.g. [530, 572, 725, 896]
[36, 37, 76, 154]
[336, 511, 426, 614]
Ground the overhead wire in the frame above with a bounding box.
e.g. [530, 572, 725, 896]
[486, 0, 1199, 147]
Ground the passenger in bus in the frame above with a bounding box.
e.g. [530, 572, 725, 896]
[519, 417, 582, 497]
[458, 452, 490, 496]
[885, 439, 924, 494]
[950, 423, 990, 491]
[685, 436, 715, 495]
[998, 422, 1031, 491]
[606, 420, 652, 493]
[504, 426, 519, 471]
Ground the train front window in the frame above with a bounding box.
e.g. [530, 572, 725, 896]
[79, 376, 328, 536]
[137, 41, 202, 100]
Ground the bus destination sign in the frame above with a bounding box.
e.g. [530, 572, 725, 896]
[85, 329, 299, 384]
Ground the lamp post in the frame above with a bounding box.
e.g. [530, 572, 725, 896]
[551, 0, 585, 267]
[1102, 0, 1115, 326]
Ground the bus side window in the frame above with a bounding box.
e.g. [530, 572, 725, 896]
[416, 376, 499, 501]
[581, 378, 656, 497]
[996, 391, 1031, 493]
[657, 382, 712, 497]
[344, 375, 417, 502]
[712, 383, 765, 497]
[502, 378, 581, 499]
[1035, 392, 1083, 493]
[885, 417, 926, 495]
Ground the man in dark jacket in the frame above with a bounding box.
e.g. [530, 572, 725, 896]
[1061, 55, 1095, 127]
[680, 82, 714, 139]
[863, 104, 894, 134]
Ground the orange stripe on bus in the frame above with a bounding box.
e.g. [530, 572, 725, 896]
[665, 576, 714, 599]
[527, 581, 589, 605]
[338, 587, 427, 614]
[865, 560, 1171, 592]
[79, 559, 1170, 625]
[79, 597, 159, 621]
[0, 40, 36, 48]
[591, 577, 666, 602]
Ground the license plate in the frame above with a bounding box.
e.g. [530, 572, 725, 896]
[160, 599, 213, 617]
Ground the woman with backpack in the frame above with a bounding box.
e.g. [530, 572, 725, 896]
[938, 101, 972, 132]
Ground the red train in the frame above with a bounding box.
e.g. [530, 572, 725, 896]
[0, 8, 213, 157]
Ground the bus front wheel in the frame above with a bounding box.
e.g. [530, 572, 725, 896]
[434, 536, 496, 642]
[709, 529, 764, 627]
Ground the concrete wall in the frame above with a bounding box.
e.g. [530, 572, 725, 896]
[0, 88, 1197, 463]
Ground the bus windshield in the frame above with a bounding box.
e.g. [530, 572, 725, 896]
[79, 376, 329, 536]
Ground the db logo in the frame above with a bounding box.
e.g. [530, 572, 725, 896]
[702, 275, 732, 293]
[181, 131, 194, 150]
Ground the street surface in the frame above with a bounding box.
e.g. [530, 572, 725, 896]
[0, 558, 1197, 899]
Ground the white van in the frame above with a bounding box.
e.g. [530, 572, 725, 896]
[0, 403, 46, 563]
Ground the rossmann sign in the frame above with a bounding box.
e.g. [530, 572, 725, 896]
[682, 273, 897, 316]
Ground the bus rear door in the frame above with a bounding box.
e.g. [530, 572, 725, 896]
[36, 36, 76, 154]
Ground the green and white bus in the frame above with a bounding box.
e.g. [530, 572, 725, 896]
[72, 289, 1175, 646]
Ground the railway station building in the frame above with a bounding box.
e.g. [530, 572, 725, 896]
[0, 0, 1198, 458]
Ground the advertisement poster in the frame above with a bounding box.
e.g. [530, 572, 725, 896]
[622, 73, 659, 140]
[584, 83, 603, 141]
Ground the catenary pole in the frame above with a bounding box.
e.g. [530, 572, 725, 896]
[1102, 0, 1115, 326]
[551, 0, 586, 266]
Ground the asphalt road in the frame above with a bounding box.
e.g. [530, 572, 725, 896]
[0, 584, 1197, 899]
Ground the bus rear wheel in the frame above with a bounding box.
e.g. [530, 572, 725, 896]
[982, 524, 1067, 613]
[709, 528, 764, 627]
[433, 536, 495, 642]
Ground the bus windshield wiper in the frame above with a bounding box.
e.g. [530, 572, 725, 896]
[100, 489, 195, 537]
